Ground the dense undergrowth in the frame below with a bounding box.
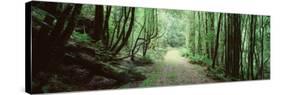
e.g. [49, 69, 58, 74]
[30, 2, 270, 93]
[179, 48, 231, 81]
[32, 31, 158, 93]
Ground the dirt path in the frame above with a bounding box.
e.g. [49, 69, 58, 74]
[158, 48, 214, 84]
[121, 48, 215, 88]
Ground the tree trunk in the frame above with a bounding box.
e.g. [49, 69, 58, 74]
[114, 8, 135, 55]
[92, 5, 104, 41]
[212, 14, 222, 68]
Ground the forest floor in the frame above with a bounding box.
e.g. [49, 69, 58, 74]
[121, 48, 215, 88]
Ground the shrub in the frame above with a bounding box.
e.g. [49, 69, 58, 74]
[70, 31, 92, 44]
[179, 48, 191, 57]
[188, 54, 211, 66]
[141, 55, 155, 65]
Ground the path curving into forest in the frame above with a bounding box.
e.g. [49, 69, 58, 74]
[158, 48, 215, 85]
[122, 48, 215, 88]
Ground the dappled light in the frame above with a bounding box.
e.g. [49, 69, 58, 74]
[164, 48, 187, 64]
[28, 1, 270, 93]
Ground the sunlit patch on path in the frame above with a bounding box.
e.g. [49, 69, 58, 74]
[122, 48, 215, 88]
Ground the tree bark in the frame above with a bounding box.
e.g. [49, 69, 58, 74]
[114, 8, 135, 55]
[91, 5, 104, 41]
[212, 14, 222, 68]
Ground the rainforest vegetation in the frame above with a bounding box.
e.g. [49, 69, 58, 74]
[29, 1, 270, 93]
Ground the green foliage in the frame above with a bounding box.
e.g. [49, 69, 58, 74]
[142, 55, 154, 65]
[141, 74, 158, 87]
[167, 32, 186, 47]
[158, 10, 190, 48]
[207, 66, 241, 81]
[31, 6, 47, 20]
[32, 3, 271, 91]
[179, 48, 192, 57]
[205, 31, 215, 42]
[80, 5, 95, 19]
[147, 48, 167, 60]
[189, 54, 212, 66]
[70, 31, 92, 44]
[207, 66, 230, 81]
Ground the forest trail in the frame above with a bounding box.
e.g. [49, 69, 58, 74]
[122, 48, 215, 88]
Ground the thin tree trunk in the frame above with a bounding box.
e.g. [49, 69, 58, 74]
[212, 13, 222, 68]
[114, 8, 135, 55]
